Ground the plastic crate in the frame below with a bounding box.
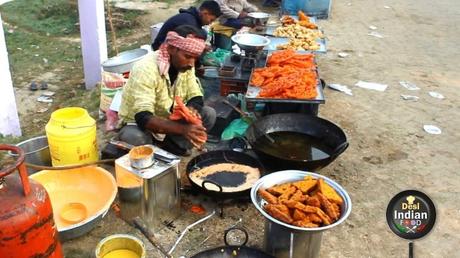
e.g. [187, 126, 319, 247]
[220, 80, 247, 96]
[281, 0, 332, 19]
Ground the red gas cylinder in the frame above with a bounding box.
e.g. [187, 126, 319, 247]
[0, 144, 63, 258]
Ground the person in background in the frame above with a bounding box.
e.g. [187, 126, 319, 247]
[212, 0, 259, 49]
[152, 1, 222, 50]
[118, 25, 216, 156]
[215, 0, 258, 29]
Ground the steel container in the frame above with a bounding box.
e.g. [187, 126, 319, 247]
[251, 170, 352, 258]
[102, 48, 149, 74]
[248, 12, 270, 26]
[9, 136, 51, 175]
[115, 146, 181, 232]
[231, 34, 271, 52]
[95, 234, 145, 258]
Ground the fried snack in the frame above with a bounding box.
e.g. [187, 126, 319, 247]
[273, 204, 290, 215]
[293, 220, 319, 228]
[315, 208, 332, 225]
[258, 189, 278, 204]
[169, 96, 207, 147]
[259, 176, 344, 228]
[291, 190, 307, 203]
[295, 202, 318, 214]
[265, 204, 293, 224]
[317, 178, 344, 205]
[267, 183, 292, 196]
[293, 179, 317, 194]
[278, 186, 297, 201]
[293, 209, 308, 221]
[317, 192, 340, 221]
[308, 213, 322, 224]
[281, 15, 296, 26]
[298, 20, 318, 29]
[332, 203, 341, 215]
[306, 195, 321, 208]
[281, 199, 298, 209]
[273, 23, 323, 51]
[298, 10, 309, 21]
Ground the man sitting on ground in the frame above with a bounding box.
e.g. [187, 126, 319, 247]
[118, 25, 216, 156]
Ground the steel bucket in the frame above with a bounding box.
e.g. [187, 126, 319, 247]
[9, 136, 51, 175]
[95, 234, 146, 258]
[251, 170, 352, 258]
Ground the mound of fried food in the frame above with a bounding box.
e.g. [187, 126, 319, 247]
[249, 50, 317, 99]
[276, 11, 322, 51]
[274, 24, 323, 51]
[258, 176, 343, 228]
[169, 96, 207, 148]
[280, 11, 317, 29]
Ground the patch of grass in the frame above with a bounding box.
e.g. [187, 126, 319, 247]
[0, 134, 30, 145]
[4, 28, 82, 85]
[0, 0, 79, 36]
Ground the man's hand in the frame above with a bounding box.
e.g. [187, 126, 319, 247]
[182, 124, 207, 147]
[238, 11, 248, 18]
[187, 106, 202, 120]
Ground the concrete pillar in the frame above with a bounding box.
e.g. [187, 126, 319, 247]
[0, 13, 21, 137]
[78, 0, 108, 89]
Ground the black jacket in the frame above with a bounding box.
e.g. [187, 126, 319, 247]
[152, 7, 207, 50]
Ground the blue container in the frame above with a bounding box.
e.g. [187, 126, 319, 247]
[281, 0, 332, 19]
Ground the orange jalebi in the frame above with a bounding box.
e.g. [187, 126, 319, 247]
[250, 50, 318, 99]
[169, 96, 207, 145]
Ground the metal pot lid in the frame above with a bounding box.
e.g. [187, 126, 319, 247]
[231, 34, 270, 48]
[250, 170, 352, 232]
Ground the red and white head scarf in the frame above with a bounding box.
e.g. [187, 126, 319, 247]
[157, 31, 206, 75]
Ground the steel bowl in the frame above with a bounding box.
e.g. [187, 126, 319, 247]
[251, 170, 352, 232]
[248, 12, 270, 25]
[30, 167, 117, 241]
[231, 34, 270, 52]
[251, 170, 352, 258]
[102, 48, 149, 74]
[9, 136, 51, 175]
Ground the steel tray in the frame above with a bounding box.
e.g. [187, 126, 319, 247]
[245, 65, 325, 104]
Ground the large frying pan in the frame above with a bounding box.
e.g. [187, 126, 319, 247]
[186, 150, 264, 199]
[191, 227, 274, 258]
[245, 113, 348, 171]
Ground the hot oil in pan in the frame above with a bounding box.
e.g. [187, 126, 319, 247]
[255, 131, 331, 161]
[204, 171, 247, 187]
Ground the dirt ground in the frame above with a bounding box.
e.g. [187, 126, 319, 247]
[6, 0, 459, 257]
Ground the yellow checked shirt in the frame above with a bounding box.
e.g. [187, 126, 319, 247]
[118, 51, 203, 125]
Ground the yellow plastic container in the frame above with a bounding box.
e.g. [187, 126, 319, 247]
[45, 107, 98, 166]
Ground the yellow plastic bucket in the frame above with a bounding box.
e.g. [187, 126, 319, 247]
[45, 107, 98, 166]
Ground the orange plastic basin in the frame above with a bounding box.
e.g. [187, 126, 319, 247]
[30, 166, 117, 230]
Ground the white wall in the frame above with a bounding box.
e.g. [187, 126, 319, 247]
[78, 0, 108, 89]
[0, 13, 21, 137]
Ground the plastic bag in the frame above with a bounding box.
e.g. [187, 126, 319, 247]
[221, 118, 250, 140]
[201, 48, 232, 67]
